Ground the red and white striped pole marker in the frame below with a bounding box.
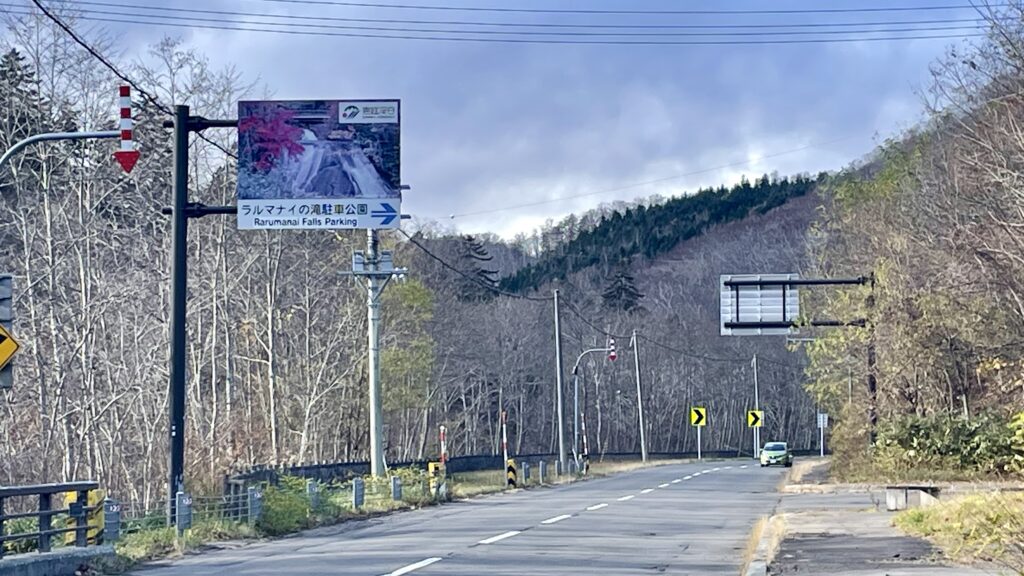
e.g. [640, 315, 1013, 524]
[439, 425, 447, 472]
[113, 85, 140, 173]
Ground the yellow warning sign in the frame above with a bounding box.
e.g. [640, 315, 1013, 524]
[748, 410, 764, 428]
[0, 324, 20, 371]
[690, 407, 707, 427]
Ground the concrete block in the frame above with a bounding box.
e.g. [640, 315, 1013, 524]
[0, 545, 114, 576]
[885, 487, 907, 511]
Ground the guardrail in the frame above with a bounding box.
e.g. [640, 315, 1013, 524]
[0, 481, 101, 559]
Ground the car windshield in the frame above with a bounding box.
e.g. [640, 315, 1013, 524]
[764, 443, 786, 451]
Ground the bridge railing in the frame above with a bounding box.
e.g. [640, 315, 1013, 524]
[0, 481, 100, 559]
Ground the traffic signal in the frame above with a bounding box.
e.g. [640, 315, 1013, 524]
[608, 338, 617, 361]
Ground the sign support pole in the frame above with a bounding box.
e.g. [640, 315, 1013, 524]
[161, 107, 238, 523]
[697, 425, 701, 461]
[168, 105, 189, 523]
[752, 354, 760, 459]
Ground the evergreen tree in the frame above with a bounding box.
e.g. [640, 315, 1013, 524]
[458, 235, 498, 301]
[602, 263, 644, 312]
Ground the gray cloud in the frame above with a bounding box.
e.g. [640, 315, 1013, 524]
[92, 0, 977, 237]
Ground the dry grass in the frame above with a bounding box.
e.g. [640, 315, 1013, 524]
[896, 491, 1024, 573]
[738, 514, 787, 575]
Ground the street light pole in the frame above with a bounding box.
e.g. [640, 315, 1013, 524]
[571, 341, 616, 468]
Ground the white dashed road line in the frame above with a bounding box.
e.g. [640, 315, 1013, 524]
[478, 531, 521, 545]
[713, 467, 721, 471]
[658, 483, 670, 488]
[541, 514, 573, 525]
[702, 469, 712, 473]
[640, 488, 654, 494]
[382, 557, 443, 576]
[617, 495, 636, 502]
[586, 503, 609, 511]
[740, 465, 749, 469]
[671, 479, 681, 484]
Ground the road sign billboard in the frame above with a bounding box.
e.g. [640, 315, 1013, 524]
[817, 413, 829, 429]
[236, 99, 401, 230]
[720, 274, 800, 336]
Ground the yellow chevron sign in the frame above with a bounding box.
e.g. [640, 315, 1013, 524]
[748, 410, 764, 428]
[690, 407, 706, 427]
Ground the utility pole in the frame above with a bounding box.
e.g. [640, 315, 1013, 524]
[752, 354, 760, 459]
[345, 230, 407, 477]
[553, 290, 567, 472]
[630, 330, 648, 462]
[367, 229, 384, 477]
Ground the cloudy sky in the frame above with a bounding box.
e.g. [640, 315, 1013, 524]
[34, 0, 986, 237]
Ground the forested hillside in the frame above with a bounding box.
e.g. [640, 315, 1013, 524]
[500, 174, 818, 293]
[803, 7, 1024, 480]
[0, 10, 819, 507]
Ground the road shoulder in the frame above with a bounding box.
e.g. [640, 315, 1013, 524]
[745, 458, 1001, 576]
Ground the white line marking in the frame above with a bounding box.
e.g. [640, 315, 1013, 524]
[541, 514, 573, 525]
[702, 469, 712, 473]
[617, 495, 635, 502]
[713, 467, 721, 471]
[725, 466, 733, 470]
[671, 479, 682, 484]
[382, 557, 443, 576]
[640, 488, 654, 494]
[658, 483, 670, 488]
[586, 503, 609, 511]
[478, 531, 521, 544]
[740, 465, 749, 469]
[684, 475, 693, 480]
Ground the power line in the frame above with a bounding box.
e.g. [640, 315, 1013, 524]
[11, 8, 985, 46]
[398, 229, 554, 302]
[27, 0, 239, 160]
[16, 5, 988, 38]
[450, 135, 858, 219]
[241, 0, 1002, 16]
[40, 1, 1002, 32]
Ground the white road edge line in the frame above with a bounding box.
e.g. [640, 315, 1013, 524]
[617, 495, 636, 502]
[671, 479, 682, 484]
[478, 531, 521, 545]
[541, 514, 573, 525]
[586, 503, 609, 511]
[382, 557, 443, 576]
[658, 483, 670, 488]
[640, 488, 654, 494]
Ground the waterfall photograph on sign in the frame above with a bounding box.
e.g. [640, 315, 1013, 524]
[236, 99, 401, 230]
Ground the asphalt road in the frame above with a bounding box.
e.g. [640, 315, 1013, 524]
[133, 461, 786, 576]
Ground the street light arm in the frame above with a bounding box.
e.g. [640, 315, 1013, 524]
[0, 130, 119, 171]
[572, 347, 613, 375]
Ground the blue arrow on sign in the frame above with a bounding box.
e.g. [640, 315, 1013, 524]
[371, 202, 398, 226]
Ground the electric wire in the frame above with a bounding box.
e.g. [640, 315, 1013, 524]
[10, 6, 985, 46]
[28, 0, 240, 160]
[40, 1, 1008, 30]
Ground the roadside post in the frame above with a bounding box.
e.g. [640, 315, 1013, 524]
[817, 413, 829, 457]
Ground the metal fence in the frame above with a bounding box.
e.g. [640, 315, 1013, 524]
[0, 482, 102, 558]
